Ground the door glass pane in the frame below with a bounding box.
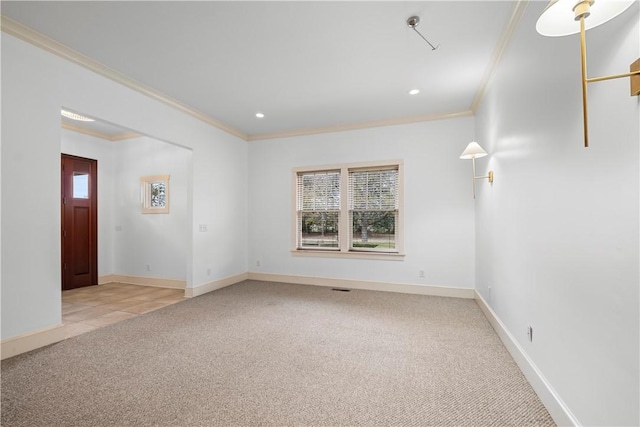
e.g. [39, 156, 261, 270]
[73, 173, 89, 199]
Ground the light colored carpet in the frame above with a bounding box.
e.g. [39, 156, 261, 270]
[1, 280, 555, 426]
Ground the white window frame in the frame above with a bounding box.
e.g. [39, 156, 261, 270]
[292, 160, 404, 260]
[141, 174, 170, 214]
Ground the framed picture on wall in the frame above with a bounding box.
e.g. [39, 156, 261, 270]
[141, 175, 170, 214]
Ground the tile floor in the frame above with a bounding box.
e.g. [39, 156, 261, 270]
[61, 283, 186, 339]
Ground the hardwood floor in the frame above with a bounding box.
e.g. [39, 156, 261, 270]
[61, 283, 186, 339]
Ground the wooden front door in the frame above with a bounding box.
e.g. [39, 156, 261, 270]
[61, 154, 98, 290]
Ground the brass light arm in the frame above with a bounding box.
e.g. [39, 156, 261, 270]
[579, 16, 589, 147]
[470, 158, 494, 199]
[535, 0, 640, 147]
[573, 0, 640, 147]
[587, 70, 640, 84]
[577, 14, 640, 148]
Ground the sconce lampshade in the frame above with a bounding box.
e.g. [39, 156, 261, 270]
[536, 0, 636, 37]
[459, 141, 488, 159]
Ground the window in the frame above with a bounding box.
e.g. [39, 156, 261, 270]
[141, 175, 170, 214]
[293, 161, 403, 258]
[73, 172, 89, 199]
[296, 170, 341, 250]
[349, 167, 398, 252]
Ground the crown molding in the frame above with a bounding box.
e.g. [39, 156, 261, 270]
[248, 110, 474, 141]
[471, 0, 529, 113]
[61, 121, 113, 141]
[61, 121, 141, 141]
[110, 132, 143, 141]
[1, 15, 249, 141]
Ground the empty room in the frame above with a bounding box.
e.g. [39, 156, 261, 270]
[1, 1, 638, 426]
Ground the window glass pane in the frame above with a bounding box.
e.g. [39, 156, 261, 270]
[150, 182, 166, 208]
[297, 170, 340, 249]
[348, 167, 398, 252]
[351, 211, 396, 250]
[299, 211, 339, 248]
[73, 173, 89, 199]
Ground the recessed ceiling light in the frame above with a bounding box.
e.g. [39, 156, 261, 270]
[61, 109, 95, 122]
[409, 89, 420, 95]
[255, 112, 265, 118]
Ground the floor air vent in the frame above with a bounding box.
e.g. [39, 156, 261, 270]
[331, 288, 351, 292]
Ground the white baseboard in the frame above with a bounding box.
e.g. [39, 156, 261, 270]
[247, 272, 475, 299]
[98, 274, 116, 285]
[100, 274, 186, 289]
[1, 324, 65, 360]
[186, 273, 249, 298]
[474, 291, 579, 427]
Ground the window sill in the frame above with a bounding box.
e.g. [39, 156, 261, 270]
[291, 250, 405, 261]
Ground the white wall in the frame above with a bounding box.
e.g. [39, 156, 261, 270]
[1, 34, 248, 340]
[248, 118, 476, 288]
[0, 44, 3, 340]
[112, 136, 190, 281]
[191, 127, 247, 286]
[61, 129, 115, 277]
[474, 3, 639, 426]
[2, 36, 64, 337]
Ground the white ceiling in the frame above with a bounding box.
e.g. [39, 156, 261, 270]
[2, 1, 520, 138]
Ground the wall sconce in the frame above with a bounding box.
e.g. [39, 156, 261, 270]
[460, 141, 494, 199]
[536, 0, 640, 148]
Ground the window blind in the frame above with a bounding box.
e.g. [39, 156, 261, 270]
[296, 170, 340, 250]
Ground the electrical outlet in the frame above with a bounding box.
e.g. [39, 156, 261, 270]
[207, 268, 211, 276]
[488, 286, 491, 301]
[115, 225, 123, 231]
[199, 224, 208, 232]
[256, 260, 261, 267]
[146, 264, 151, 272]
[418, 270, 425, 278]
[527, 325, 533, 342]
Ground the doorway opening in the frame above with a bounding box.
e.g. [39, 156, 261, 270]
[59, 111, 192, 339]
